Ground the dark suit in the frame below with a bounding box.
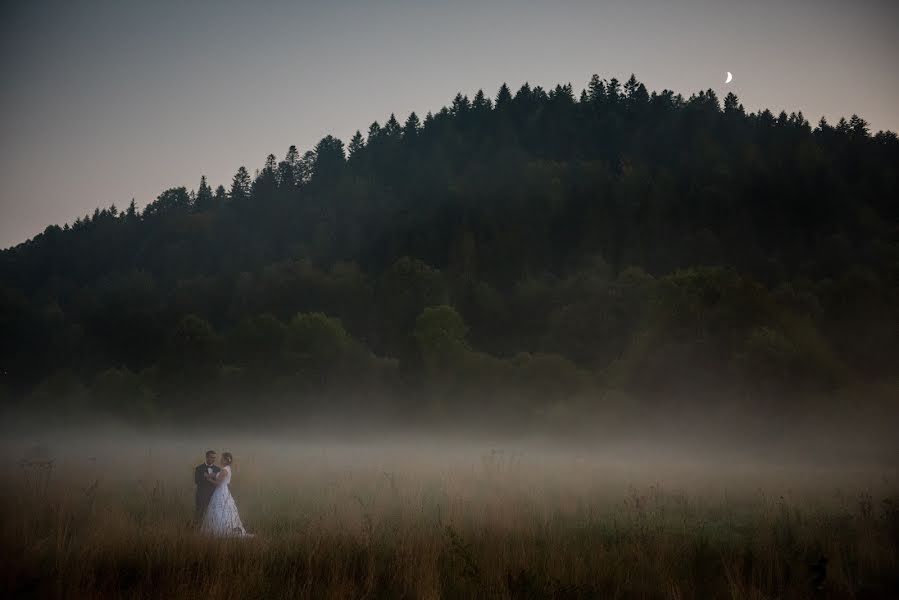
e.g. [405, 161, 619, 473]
[194, 462, 221, 521]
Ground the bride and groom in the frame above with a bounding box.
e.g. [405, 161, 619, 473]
[193, 450, 253, 537]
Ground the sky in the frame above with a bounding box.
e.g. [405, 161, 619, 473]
[1, 0, 897, 249]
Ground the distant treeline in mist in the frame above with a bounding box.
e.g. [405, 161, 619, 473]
[2, 74, 897, 421]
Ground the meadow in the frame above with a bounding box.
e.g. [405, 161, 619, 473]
[2, 433, 897, 599]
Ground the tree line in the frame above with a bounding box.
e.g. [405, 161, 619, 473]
[1, 74, 897, 422]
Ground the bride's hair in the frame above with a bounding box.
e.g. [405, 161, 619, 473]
[222, 452, 233, 465]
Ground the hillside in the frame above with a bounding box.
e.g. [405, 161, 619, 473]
[2, 74, 897, 422]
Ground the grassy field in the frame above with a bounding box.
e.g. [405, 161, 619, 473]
[1, 434, 897, 599]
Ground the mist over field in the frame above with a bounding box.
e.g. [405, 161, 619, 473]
[4, 424, 898, 598]
[5, 427, 897, 502]
[4, 382, 899, 462]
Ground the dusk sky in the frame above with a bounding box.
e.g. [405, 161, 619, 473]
[1, 0, 897, 249]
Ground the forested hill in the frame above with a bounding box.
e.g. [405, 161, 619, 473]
[2, 74, 898, 421]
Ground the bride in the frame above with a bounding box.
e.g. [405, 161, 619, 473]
[201, 452, 252, 537]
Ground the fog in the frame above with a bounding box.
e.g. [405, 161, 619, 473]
[5, 408, 896, 493]
[5, 409, 897, 597]
[5, 384, 898, 470]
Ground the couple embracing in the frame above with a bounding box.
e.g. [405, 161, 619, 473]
[193, 450, 253, 537]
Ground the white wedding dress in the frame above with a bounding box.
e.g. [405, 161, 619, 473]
[201, 465, 252, 537]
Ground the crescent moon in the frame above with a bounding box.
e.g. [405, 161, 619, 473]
[725, 72, 733, 83]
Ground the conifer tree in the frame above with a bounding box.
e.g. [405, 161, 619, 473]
[836, 117, 850, 134]
[587, 74, 605, 103]
[230, 166, 252, 203]
[723, 92, 743, 116]
[311, 135, 345, 181]
[606, 78, 620, 104]
[495, 83, 512, 107]
[298, 150, 316, 185]
[815, 117, 832, 140]
[278, 145, 300, 189]
[849, 114, 869, 138]
[624, 74, 639, 98]
[383, 114, 402, 138]
[367, 121, 382, 143]
[403, 112, 421, 138]
[472, 89, 491, 111]
[348, 131, 365, 159]
[451, 93, 471, 116]
[252, 154, 279, 198]
[549, 83, 575, 103]
[195, 175, 214, 210]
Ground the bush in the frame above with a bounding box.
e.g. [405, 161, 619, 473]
[285, 312, 368, 386]
[414, 305, 469, 370]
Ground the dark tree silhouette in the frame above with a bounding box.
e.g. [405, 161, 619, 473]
[311, 135, 345, 182]
[347, 131, 365, 159]
[230, 166, 252, 203]
[195, 176, 214, 211]
[1, 73, 897, 420]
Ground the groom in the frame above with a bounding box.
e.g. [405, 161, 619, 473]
[194, 449, 221, 522]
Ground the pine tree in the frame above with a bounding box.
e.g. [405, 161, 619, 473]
[143, 187, 190, 217]
[252, 154, 279, 198]
[848, 114, 869, 138]
[514, 83, 532, 108]
[451, 93, 471, 116]
[367, 121, 382, 144]
[195, 175, 213, 210]
[791, 111, 809, 130]
[348, 131, 365, 159]
[495, 83, 512, 107]
[723, 92, 743, 116]
[606, 78, 620, 105]
[549, 84, 575, 104]
[230, 166, 252, 203]
[264, 154, 278, 182]
[383, 114, 402, 138]
[472, 89, 491, 111]
[836, 117, 850, 134]
[312, 135, 345, 181]
[403, 112, 421, 139]
[279, 145, 300, 189]
[624, 74, 639, 98]
[625, 76, 649, 107]
[298, 150, 316, 185]
[587, 74, 605, 103]
[815, 116, 831, 136]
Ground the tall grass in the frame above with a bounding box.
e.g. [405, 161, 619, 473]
[2, 438, 897, 599]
